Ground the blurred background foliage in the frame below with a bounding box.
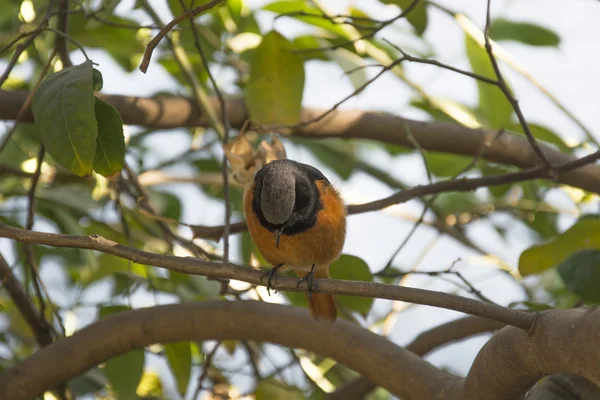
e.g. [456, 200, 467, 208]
[0, 0, 599, 399]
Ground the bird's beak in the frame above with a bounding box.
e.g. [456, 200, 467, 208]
[275, 229, 282, 249]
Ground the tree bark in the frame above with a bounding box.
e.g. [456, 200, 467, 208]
[0, 301, 599, 400]
[1, 89, 600, 194]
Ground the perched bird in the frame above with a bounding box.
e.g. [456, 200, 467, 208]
[243, 159, 347, 322]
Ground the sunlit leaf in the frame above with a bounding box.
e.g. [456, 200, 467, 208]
[292, 35, 328, 61]
[329, 254, 373, 316]
[255, 378, 305, 400]
[31, 60, 97, 176]
[165, 342, 192, 396]
[518, 217, 600, 276]
[490, 18, 560, 47]
[244, 30, 305, 126]
[262, 1, 349, 38]
[557, 250, 600, 304]
[465, 35, 512, 129]
[382, 0, 429, 35]
[93, 97, 125, 177]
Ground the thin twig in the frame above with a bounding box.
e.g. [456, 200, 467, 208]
[0, 49, 58, 155]
[189, 150, 600, 240]
[139, 0, 225, 73]
[180, 0, 231, 290]
[0, 222, 536, 330]
[192, 340, 221, 399]
[0, 0, 57, 88]
[483, 0, 554, 173]
[291, 0, 422, 54]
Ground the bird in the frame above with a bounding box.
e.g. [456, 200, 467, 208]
[243, 159, 347, 322]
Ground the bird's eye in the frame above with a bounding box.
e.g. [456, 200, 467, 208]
[294, 181, 311, 211]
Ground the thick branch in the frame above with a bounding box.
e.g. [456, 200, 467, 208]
[2, 90, 600, 193]
[0, 222, 534, 329]
[0, 302, 598, 400]
[0, 301, 454, 400]
[328, 316, 504, 400]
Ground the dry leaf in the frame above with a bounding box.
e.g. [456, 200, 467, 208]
[223, 133, 287, 186]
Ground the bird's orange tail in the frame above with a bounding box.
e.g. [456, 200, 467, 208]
[295, 267, 337, 323]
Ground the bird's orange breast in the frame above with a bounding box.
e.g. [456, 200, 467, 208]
[243, 181, 347, 268]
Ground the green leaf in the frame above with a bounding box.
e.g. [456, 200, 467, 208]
[104, 350, 145, 400]
[382, 0, 428, 35]
[507, 122, 570, 153]
[92, 68, 103, 92]
[465, 35, 512, 129]
[99, 305, 131, 319]
[435, 192, 479, 216]
[298, 140, 355, 180]
[93, 98, 125, 177]
[79, 253, 146, 286]
[424, 152, 474, 178]
[255, 378, 305, 400]
[67, 14, 146, 72]
[292, 35, 328, 62]
[490, 18, 560, 47]
[98, 305, 145, 399]
[518, 217, 600, 276]
[557, 250, 600, 304]
[148, 190, 182, 221]
[165, 342, 192, 396]
[329, 255, 373, 316]
[262, 1, 349, 38]
[244, 30, 305, 126]
[31, 60, 97, 176]
[480, 162, 514, 197]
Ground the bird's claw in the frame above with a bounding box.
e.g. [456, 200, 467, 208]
[297, 264, 316, 299]
[261, 264, 283, 296]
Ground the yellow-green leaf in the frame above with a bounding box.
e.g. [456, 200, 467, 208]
[255, 378, 304, 400]
[465, 34, 512, 129]
[165, 342, 192, 396]
[329, 254, 373, 316]
[31, 60, 97, 176]
[93, 97, 125, 177]
[518, 218, 600, 276]
[244, 30, 305, 126]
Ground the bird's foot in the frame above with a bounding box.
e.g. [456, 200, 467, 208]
[261, 264, 283, 296]
[297, 264, 316, 299]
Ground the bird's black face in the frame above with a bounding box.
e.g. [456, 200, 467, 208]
[251, 160, 328, 242]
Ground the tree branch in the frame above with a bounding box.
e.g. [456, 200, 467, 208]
[0, 253, 52, 347]
[0, 222, 534, 330]
[328, 316, 505, 400]
[2, 90, 599, 193]
[0, 302, 598, 400]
